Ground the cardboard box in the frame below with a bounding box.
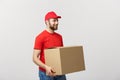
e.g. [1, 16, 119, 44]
[44, 46, 85, 75]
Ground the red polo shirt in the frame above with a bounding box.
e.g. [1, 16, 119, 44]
[34, 30, 63, 72]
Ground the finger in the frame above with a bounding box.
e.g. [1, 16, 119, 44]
[51, 69, 56, 73]
[48, 72, 54, 76]
[52, 73, 56, 76]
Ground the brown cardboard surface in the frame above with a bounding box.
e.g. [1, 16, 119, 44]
[45, 46, 85, 75]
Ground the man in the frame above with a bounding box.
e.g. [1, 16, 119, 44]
[33, 11, 66, 80]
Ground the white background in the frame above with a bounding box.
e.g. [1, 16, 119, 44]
[0, 0, 120, 80]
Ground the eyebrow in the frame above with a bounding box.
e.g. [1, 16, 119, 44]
[54, 19, 58, 21]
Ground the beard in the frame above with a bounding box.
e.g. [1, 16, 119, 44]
[49, 25, 58, 30]
[49, 22, 58, 30]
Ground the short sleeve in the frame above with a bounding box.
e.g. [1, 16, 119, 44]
[34, 36, 43, 50]
[61, 36, 64, 46]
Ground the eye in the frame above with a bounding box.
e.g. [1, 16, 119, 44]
[54, 19, 58, 22]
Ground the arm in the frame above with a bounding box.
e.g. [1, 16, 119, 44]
[33, 49, 56, 76]
[33, 49, 46, 68]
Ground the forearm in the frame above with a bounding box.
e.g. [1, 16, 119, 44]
[33, 50, 47, 69]
[33, 57, 47, 69]
[33, 50, 56, 76]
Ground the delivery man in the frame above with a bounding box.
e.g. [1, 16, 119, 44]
[33, 11, 66, 80]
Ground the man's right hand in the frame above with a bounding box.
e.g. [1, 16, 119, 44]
[45, 65, 56, 76]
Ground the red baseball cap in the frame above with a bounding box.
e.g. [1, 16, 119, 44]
[45, 11, 61, 21]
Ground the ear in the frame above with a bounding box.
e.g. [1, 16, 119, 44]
[45, 20, 48, 25]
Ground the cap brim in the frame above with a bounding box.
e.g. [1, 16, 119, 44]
[56, 16, 61, 18]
